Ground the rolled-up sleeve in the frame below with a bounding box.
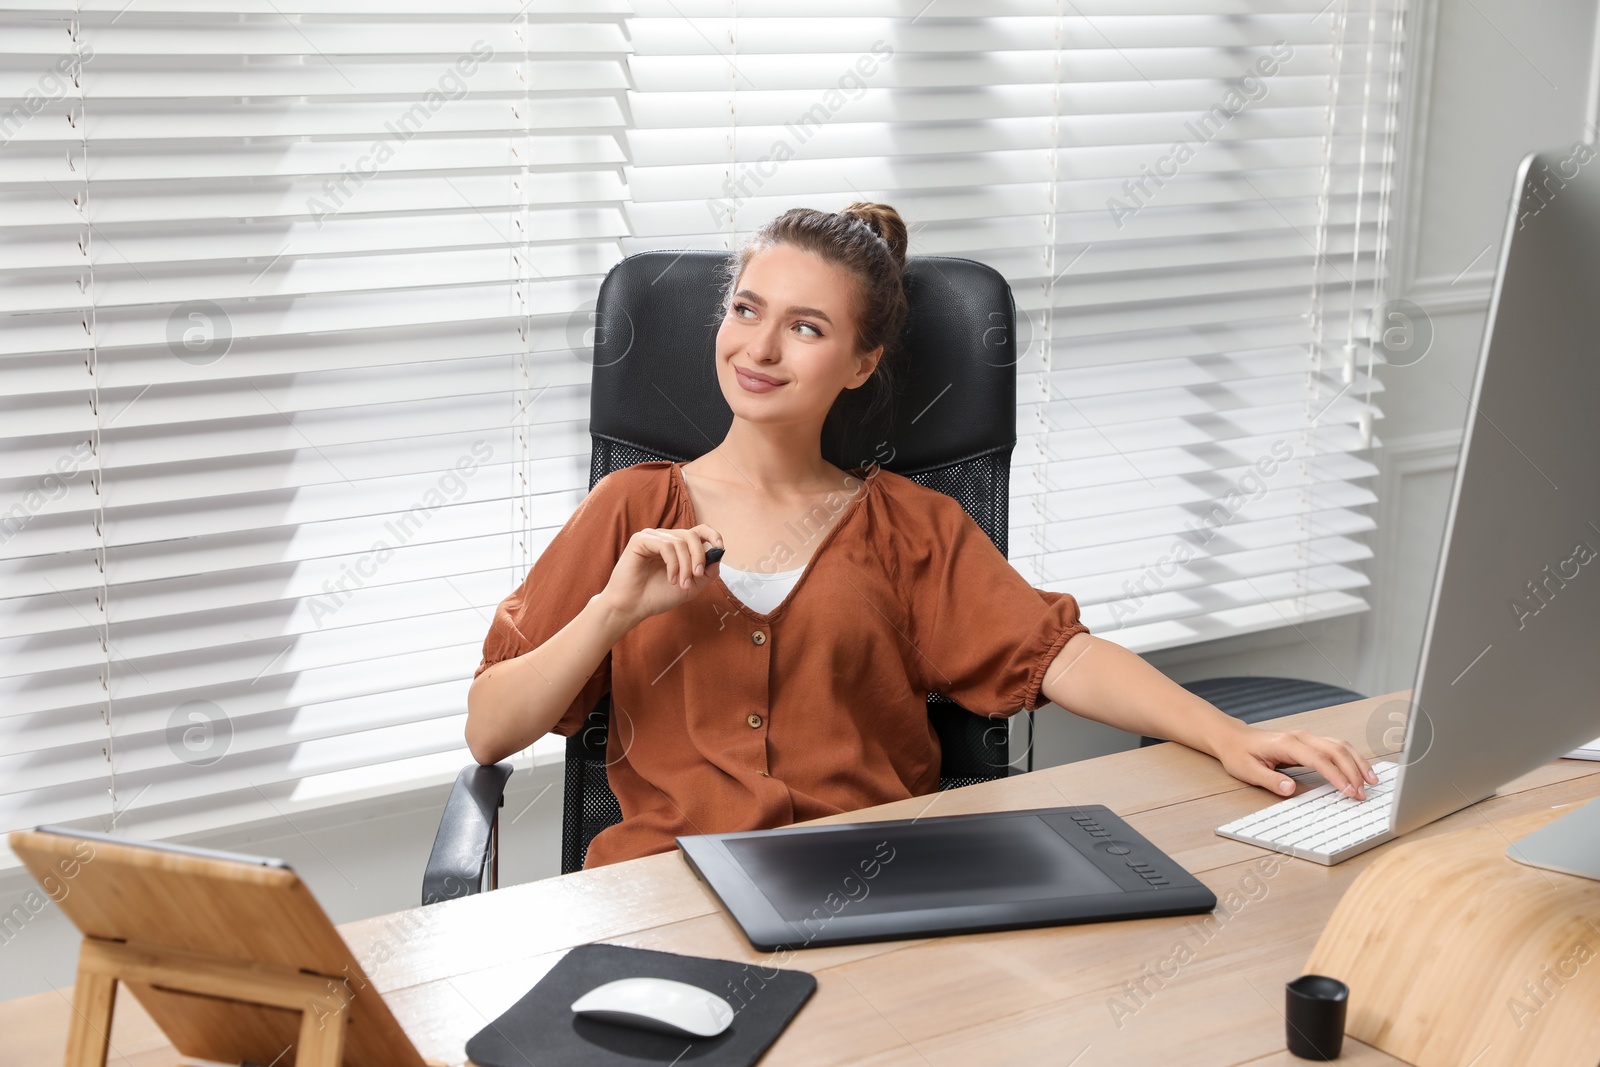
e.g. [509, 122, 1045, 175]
[473, 469, 636, 736]
[897, 489, 1089, 716]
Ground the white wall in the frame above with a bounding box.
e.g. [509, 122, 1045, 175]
[5, 0, 1599, 1003]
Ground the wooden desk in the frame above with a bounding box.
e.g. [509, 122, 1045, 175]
[5, 692, 1598, 1066]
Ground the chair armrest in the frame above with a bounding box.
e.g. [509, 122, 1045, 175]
[421, 762, 513, 905]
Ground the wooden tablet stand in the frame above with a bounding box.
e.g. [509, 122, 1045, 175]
[63, 938, 371, 1066]
[10, 828, 441, 1067]
[1305, 806, 1600, 1066]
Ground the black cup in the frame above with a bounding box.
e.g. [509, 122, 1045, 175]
[1285, 974, 1348, 1060]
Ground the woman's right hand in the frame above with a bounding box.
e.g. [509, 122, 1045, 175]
[596, 524, 724, 629]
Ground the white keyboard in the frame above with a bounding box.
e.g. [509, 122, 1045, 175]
[1215, 760, 1400, 865]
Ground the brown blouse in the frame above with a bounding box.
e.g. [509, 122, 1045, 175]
[474, 460, 1089, 868]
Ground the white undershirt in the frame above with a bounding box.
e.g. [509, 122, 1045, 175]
[717, 561, 807, 615]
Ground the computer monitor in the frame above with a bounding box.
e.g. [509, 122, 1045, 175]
[1387, 143, 1600, 870]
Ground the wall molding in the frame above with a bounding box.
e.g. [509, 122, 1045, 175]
[1405, 272, 1495, 315]
[1588, 0, 1600, 136]
[1390, 0, 1440, 296]
[1357, 428, 1464, 696]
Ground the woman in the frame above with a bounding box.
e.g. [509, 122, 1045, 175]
[467, 202, 1377, 869]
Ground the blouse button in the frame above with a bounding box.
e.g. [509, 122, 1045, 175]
[751, 629, 766, 645]
[747, 713, 763, 729]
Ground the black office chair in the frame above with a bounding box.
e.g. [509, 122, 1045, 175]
[422, 249, 1028, 903]
[1138, 676, 1366, 747]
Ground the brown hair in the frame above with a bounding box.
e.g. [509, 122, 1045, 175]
[720, 202, 909, 427]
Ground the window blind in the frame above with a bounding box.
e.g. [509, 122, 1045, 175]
[0, 1, 631, 865]
[624, 0, 1402, 652]
[0, 0, 1403, 864]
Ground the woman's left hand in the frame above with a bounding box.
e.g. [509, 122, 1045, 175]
[1209, 722, 1379, 800]
[1037, 632, 1380, 801]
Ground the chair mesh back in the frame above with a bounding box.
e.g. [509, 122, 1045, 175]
[560, 700, 625, 876]
[561, 445, 1018, 874]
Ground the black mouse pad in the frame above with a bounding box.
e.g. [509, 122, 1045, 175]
[464, 943, 818, 1067]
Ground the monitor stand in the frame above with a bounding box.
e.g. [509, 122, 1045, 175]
[1506, 796, 1600, 880]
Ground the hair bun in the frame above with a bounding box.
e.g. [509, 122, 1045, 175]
[840, 201, 908, 270]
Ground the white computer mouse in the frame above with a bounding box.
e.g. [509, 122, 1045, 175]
[570, 976, 736, 1038]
